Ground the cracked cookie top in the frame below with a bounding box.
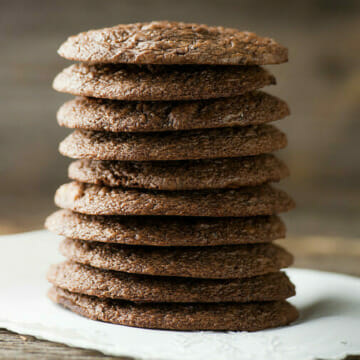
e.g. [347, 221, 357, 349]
[58, 21, 288, 65]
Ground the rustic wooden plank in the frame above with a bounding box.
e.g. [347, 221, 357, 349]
[279, 236, 360, 277]
[0, 329, 129, 360]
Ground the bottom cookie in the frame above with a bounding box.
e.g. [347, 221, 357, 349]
[49, 286, 298, 331]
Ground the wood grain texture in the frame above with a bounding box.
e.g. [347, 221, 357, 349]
[0, 329, 128, 359]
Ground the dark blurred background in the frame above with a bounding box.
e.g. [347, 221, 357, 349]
[0, 0, 359, 238]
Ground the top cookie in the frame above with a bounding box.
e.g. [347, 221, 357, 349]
[57, 21, 288, 65]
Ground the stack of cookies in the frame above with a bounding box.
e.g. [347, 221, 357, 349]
[46, 21, 298, 331]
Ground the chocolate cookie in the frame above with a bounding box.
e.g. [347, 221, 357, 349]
[53, 63, 275, 101]
[57, 21, 288, 66]
[57, 92, 290, 132]
[59, 239, 293, 279]
[68, 155, 289, 190]
[48, 261, 295, 303]
[54, 182, 295, 217]
[45, 210, 286, 246]
[59, 125, 287, 161]
[49, 286, 298, 331]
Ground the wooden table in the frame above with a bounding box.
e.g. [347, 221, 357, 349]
[1, 235, 359, 359]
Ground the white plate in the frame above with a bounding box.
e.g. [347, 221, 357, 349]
[0, 230, 359, 360]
